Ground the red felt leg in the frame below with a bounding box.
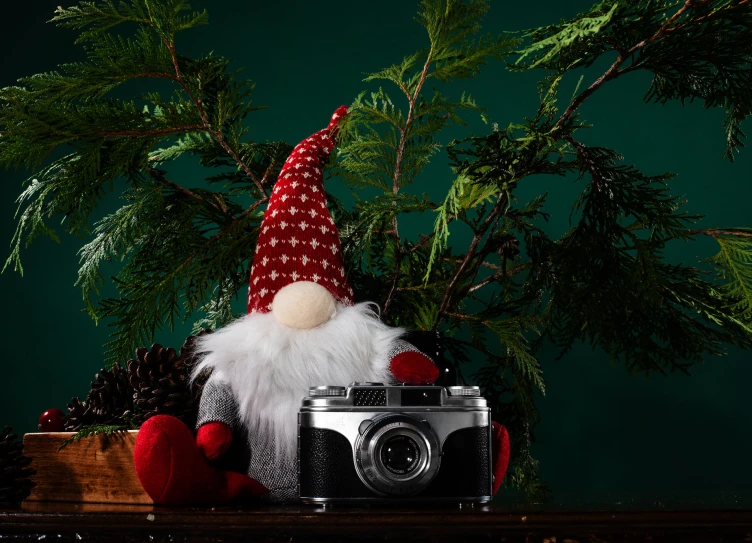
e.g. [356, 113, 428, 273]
[134, 415, 269, 504]
[491, 421, 511, 496]
[390, 350, 440, 384]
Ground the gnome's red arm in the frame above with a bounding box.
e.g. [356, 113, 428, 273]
[388, 340, 441, 385]
[197, 420, 233, 460]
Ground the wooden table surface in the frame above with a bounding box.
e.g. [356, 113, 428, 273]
[2, 501, 752, 542]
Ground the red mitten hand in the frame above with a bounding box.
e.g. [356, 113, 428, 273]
[491, 421, 511, 496]
[196, 421, 233, 462]
[390, 350, 440, 384]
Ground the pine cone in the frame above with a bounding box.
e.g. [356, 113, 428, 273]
[498, 234, 520, 259]
[87, 365, 134, 422]
[127, 343, 197, 427]
[63, 397, 96, 432]
[0, 427, 35, 505]
[63, 365, 134, 431]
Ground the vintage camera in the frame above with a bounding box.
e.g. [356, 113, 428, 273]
[298, 383, 492, 504]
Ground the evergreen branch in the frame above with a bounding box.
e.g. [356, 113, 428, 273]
[701, 228, 752, 322]
[550, 0, 752, 158]
[161, 35, 266, 197]
[661, 0, 751, 35]
[174, 200, 264, 272]
[51, 1, 154, 41]
[515, 3, 620, 70]
[99, 198, 263, 360]
[98, 125, 205, 137]
[688, 228, 752, 239]
[76, 184, 163, 316]
[411, 233, 436, 253]
[57, 422, 134, 452]
[382, 47, 435, 317]
[436, 192, 508, 321]
[484, 317, 545, 395]
[148, 167, 230, 218]
[467, 263, 530, 294]
[554, 53, 625, 129]
[424, 174, 498, 281]
[191, 283, 239, 333]
[627, 0, 701, 52]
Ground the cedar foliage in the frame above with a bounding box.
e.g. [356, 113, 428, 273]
[2, 0, 752, 498]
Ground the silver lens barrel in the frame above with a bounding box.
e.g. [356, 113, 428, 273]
[354, 414, 441, 497]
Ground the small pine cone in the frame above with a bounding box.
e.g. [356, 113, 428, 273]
[127, 343, 196, 427]
[62, 397, 96, 432]
[62, 365, 134, 431]
[0, 427, 36, 505]
[498, 234, 520, 259]
[86, 364, 134, 424]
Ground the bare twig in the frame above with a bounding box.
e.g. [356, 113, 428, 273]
[443, 257, 507, 273]
[410, 232, 438, 254]
[443, 312, 475, 321]
[627, 0, 705, 53]
[467, 263, 530, 294]
[687, 229, 752, 239]
[554, 55, 625, 130]
[661, 0, 749, 37]
[260, 157, 280, 187]
[129, 72, 180, 82]
[99, 125, 205, 138]
[435, 193, 509, 324]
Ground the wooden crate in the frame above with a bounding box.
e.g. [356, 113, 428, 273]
[23, 430, 153, 505]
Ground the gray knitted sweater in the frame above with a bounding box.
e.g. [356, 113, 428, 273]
[196, 376, 299, 502]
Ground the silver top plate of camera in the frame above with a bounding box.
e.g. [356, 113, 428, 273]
[302, 382, 487, 410]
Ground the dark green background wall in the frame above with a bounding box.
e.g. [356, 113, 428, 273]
[1, 1, 750, 501]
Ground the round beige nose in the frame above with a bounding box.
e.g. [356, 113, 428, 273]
[271, 281, 336, 329]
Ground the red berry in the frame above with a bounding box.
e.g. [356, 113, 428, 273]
[38, 408, 65, 432]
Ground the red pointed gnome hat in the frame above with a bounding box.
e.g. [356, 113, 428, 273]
[247, 106, 354, 313]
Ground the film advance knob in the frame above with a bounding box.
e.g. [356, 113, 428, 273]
[309, 386, 346, 397]
[447, 385, 481, 397]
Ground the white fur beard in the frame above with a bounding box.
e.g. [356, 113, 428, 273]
[192, 302, 403, 461]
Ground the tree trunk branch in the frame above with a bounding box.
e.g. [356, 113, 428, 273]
[163, 38, 267, 198]
[687, 228, 752, 239]
[99, 125, 205, 138]
[554, 0, 703, 130]
[382, 49, 435, 317]
[435, 193, 509, 325]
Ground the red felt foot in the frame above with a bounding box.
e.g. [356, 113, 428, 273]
[390, 350, 440, 384]
[134, 415, 269, 504]
[197, 421, 233, 461]
[491, 421, 511, 496]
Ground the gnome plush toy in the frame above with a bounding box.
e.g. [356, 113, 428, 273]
[133, 106, 511, 504]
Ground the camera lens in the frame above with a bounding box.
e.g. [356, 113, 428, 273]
[380, 435, 421, 475]
[355, 414, 441, 496]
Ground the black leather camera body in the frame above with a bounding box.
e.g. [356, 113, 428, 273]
[298, 383, 492, 504]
